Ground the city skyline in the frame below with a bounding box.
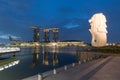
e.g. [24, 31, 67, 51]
[0, 0, 120, 43]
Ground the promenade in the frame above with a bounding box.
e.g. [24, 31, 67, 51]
[23, 56, 120, 80]
[89, 56, 120, 80]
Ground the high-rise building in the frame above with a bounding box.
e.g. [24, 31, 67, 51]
[31, 26, 40, 42]
[53, 28, 59, 42]
[43, 28, 50, 42]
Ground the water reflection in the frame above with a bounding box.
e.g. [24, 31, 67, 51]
[32, 46, 59, 66]
[52, 52, 58, 66]
[0, 46, 78, 80]
[32, 47, 40, 66]
[42, 46, 59, 66]
[42, 46, 49, 65]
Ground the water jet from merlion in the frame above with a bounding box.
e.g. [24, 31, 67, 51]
[89, 13, 108, 47]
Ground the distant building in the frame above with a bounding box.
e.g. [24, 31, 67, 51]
[53, 28, 59, 42]
[9, 36, 21, 45]
[31, 26, 40, 42]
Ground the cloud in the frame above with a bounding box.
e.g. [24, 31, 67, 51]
[63, 22, 79, 29]
[0, 31, 21, 39]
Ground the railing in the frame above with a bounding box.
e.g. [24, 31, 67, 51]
[76, 51, 106, 63]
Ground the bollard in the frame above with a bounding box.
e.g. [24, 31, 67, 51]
[38, 74, 42, 80]
[64, 65, 67, 70]
[53, 68, 57, 74]
[78, 61, 81, 64]
[72, 63, 75, 67]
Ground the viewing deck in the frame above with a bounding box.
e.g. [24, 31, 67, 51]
[23, 56, 120, 80]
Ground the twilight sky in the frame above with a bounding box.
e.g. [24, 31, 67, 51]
[0, 0, 120, 43]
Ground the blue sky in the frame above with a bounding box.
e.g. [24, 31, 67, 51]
[0, 0, 120, 43]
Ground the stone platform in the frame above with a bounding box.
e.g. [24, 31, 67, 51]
[23, 56, 120, 80]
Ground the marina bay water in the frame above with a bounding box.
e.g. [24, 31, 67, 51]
[0, 46, 81, 80]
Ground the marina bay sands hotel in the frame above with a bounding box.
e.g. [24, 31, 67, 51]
[31, 26, 59, 42]
[9, 26, 85, 47]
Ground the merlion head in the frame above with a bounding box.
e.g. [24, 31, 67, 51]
[89, 13, 108, 47]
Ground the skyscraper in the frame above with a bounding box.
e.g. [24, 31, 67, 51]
[53, 28, 59, 42]
[31, 26, 40, 42]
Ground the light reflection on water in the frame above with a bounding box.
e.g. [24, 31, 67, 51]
[0, 46, 81, 80]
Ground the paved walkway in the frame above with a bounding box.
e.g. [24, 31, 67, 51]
[23, 56, 120, 80]
[89, 57, 120, 80]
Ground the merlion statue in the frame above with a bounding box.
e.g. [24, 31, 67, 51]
[89, 13, 108, 47]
